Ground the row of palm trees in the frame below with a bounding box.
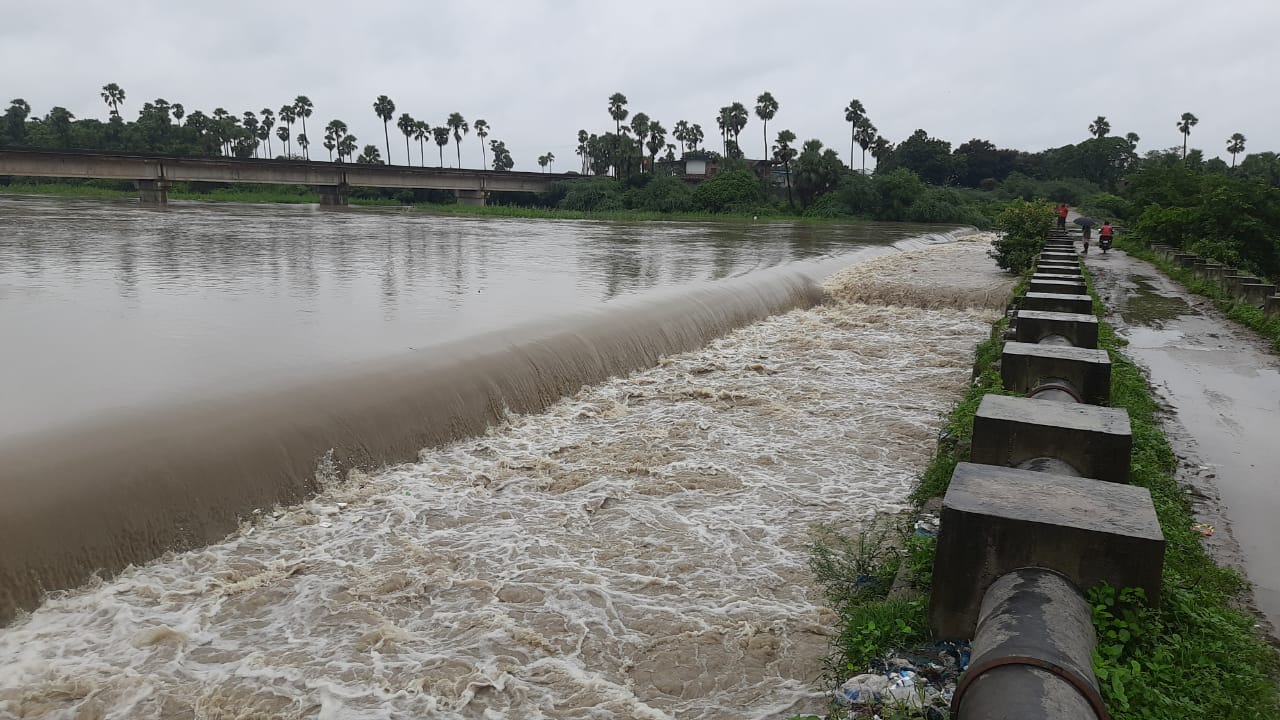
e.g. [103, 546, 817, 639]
[96, 83, 503, 169]
[1087, 112, 1248, 168]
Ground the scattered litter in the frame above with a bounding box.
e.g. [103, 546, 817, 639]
[914, 514, 940, 537]
[1192, 522, 1215, 536]
[319, 522, 332, 529]
[837, 642, 969, 717]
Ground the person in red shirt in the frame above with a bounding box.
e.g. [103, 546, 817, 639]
[1099, 220, 1114, 252]
[1056, 203, 1069, 230]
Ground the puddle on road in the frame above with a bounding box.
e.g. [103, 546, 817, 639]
[1120, 275, 1196, 325]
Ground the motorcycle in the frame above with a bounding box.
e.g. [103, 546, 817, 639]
[1099, 236, 1113, 254]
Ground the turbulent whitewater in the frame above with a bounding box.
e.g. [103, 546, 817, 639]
[0, 233, 1011, 720]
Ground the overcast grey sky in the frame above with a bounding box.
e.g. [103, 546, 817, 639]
[3, 0, 1277, 172]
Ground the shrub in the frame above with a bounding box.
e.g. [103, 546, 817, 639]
[691, 170, 763, 213]
[627, 176, 692, 213]
[558, 177, 625, 212]
[991, 199, 1053, 272]
[872, 168, 926, 220]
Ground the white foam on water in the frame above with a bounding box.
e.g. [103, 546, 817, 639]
[0, 238, 1009, 720]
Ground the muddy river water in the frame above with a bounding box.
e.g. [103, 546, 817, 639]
[0, 197, 1013, 719]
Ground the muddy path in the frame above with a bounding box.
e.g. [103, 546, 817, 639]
[1084, 247, 1280, 639]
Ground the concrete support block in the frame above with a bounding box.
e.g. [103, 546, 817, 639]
[1266, 296, 1280, 320]
[137, 179, 169, 206]
[1174, 253, 1199, 268]
[1014, 310, 1098, 349]
[318, 183, 350, 206]
[1036, 264, 1084, 277]
[1040, 252, 1078, 263]
[455, 189, 488, 206]
[1000, 342, 1112, 405]
[1225, 275, 1260, 295]
[1029, 278, 1087, 295]
[1192, 261, 1214, 279]
[971, 394, 1132, 482]
[930, 462, 1164, 640]
[1240, 283, 1277, 306]
[1020, 292, 1094, 315]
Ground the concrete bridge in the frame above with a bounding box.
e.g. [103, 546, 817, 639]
[0, 148, 572, 206]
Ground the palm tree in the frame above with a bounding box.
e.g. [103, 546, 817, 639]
[447, 113, 468, 167]
[278, 105, 297, 157]
[646, 122, 667, 173]
[1124, 132, 1140, 152]
[296, 133, 310, 160]
[372, 95, 396, 163]
[755, 92, 778, 160]
[414, 121, 429, 167]
[474, 119, 490, 168]
[716, 106, 731, 155]
[324, 119, 348, 162]
[1177, 112, 1199, 160]
[1088, 116, 1110, 138]
[672, 120, 689, 155]
[433, 126, 451, 167]
[100, 83, 126, 118]
[293, 96, 314, 159]
[871, 135, 893, 166]
[242, 111, 260, 157]
[172, 103, 185, 125]
[260, 108, 276, 156]
[728, 102, 748, 150]
[323, 135, 335, 162]
[607, 92, 629, 135]
[338, 134, 358, 163]
[629, 113, 650, 174]
[1227, 133, 1247, 168]
[538, 154, 549, 172]
[276, 125, 290, 157]
[773, 129, 797, 208]
[854, 121, 877, 173]
[396, 113, 416, 166]
[688, 123, 704, 152]
[547, 152, 555, 172]
[357, 144, 383, 164]
[576, 129, 590, 173]
[844, 99, 866, 170]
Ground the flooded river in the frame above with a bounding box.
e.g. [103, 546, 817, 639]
[0, 197, 1011, 719]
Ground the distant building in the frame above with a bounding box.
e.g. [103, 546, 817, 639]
[654, 151, 777, 184]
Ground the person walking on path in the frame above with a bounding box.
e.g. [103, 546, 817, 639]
[1056, 203, 1069, 230]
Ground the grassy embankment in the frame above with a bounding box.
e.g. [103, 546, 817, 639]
[0, 180, 976, 225]
[806, 266, 1280, 718]
[1117, 236, 1280, 354]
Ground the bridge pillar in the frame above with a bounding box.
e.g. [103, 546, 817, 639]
[455, 189, 487, 207]
[137, 179, 169, 206]
[318, 183, 350, 206]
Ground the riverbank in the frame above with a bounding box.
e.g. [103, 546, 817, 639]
[0, 181, 976, 226]
[806, 242, 1280, 718]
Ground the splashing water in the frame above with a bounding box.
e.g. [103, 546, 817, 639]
[0, 236, 1011, 720]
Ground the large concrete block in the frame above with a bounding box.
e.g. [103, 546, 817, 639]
[1040, 252, 1078, 263]
[930, 463, 1165, 639]
[1225, 275, 1260, 295]
[1020, 292, 1094, 315]
[1240, 283, 1277, 306]
[1266, 296, 1280, 320]
[1013, 310, 1098, 348]
[971, 394, 1132, 482]
[1036, 264, 1084, 276]
[1000, 342, 1112, 405]
[1174, 253, 1199, 268]
[1028, 278, 1087, 295]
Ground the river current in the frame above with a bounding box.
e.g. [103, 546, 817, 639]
[0, 197, 1011, 719]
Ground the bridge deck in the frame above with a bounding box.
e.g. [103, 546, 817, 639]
[0, 148, 568, 193]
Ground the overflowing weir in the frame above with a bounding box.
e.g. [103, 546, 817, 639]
[0, 229, 1010, 718]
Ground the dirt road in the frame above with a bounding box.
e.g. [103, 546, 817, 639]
[1084, 247, 1280, 637]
